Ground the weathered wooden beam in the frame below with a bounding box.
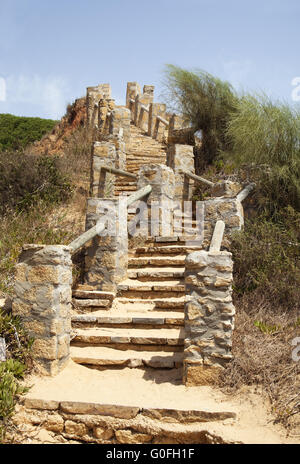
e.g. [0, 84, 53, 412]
[180, 169, 215, 187]
[236, 183, 255, 202]
[69, 223, 105, 253]
[0, 337, 6, 362]
[101, 166, 137, 180]
[156, 115, 169, 126]
[140, 104, 149, 113]
[126, 184, 152, 207]
[209, 220, 225, 252]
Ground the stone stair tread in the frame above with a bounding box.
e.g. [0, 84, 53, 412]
[115, 297, 185, 309]
[72, 309, 184, 325]
[72, 290, 115, 300]
[73, 327, 185, 345]
[23, 362, 237, 422]
[72, 299, 111, 308]
[70, 346, 184, 368]
[135, 245, 203, 254]
[118, 279, 185, 291]
[128, 267, 185, 279]
[129, 256, 186, 266]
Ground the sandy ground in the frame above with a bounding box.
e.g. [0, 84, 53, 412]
[21, 360, 300, 444]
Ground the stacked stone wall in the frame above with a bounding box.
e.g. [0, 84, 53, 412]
[12, 245, 72, 375]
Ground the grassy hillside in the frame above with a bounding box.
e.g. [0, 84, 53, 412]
[0, 114, 58, 151]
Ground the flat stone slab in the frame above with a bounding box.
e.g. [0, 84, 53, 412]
[155, 236, 179, 243]
[128, 267, 185, 279]
[73, 299, 111, 308]
[117, 279, 185, 292]
[60, 402, 139, 419]
[73, 327, 185, 346]
[71, 309, 184, 326]
[129, 256, 186, 267]
[0, 337, 6, 362]
[22, 361, 238, 423]
[116, 297, 185, 310]
[72, 290, 115, 300]
[71, 346, 184, 369]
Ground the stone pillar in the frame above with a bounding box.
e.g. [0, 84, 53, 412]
[109, 107, 131, 143]
[166, 144, 195, 201]
[168, 114, 183, 144]
[204, 197, 244, 248]
[84, 198, 128, 291]
[90, 141, 117, 198]
[126, 82, 141, 120]
[143, 85, 154, 99]
[137, 164, 175, 238]
[183, 250, 235, 386]
[134, 94, 153, 133]
[86, 84, 111, 127]
[98, 98, 115, 137]
[12, 245, 72, 376]
[148, 103, 166, 139]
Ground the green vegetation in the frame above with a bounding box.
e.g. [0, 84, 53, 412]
[163, 64, 238, 166]
[0, 151, 73, 215]
[0, 311, 33, 441]
[0, 114, 58, 151]
[0, 112, 92, 440]
[164, 64, 300, 425]
[223, 94, 300, 214]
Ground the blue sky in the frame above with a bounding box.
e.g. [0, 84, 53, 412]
[0, 0, 299, 119]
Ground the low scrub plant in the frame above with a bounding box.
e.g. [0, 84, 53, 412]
[0, 311, 33, 442]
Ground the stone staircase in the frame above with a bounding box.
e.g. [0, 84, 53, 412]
[69, 114, 194, 372]
[114, 123, 167, 196]
[70, 236, 202, 371]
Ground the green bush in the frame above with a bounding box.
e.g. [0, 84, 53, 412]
[231, 208, 300, 309]
[0, 311, 32, 441]
[223, 94, 300, 214]
[0, 202, 79, 295]
[163, 64, 238, 166]
[0, 151, 73, 214]
[0, 114, 58, 151]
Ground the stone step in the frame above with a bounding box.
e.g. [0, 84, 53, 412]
[72, 299, 111, 311]
[71, 309, 184, 327]
[135, 244, 203, 256]
[115, 185, 137, 191]
[115, 297, 185, 310]
[117, 279, 185, 293]
[127, 267, 184, 280]
[72, 327, 185, 347]
[72, 290, 115, 300]
[23, 362, 237, 430]
[128, 256, 186, 267]
[70, 346, 183, 369]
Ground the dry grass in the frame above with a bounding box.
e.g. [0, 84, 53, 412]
[219, 292, 300, 428]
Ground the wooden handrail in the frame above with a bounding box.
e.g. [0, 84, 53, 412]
[101, 165, 137, 180]
[156, 115, 169, 126]
[209, 220, 225, 252]
[236, 183, 255, 202]
[140, 104, 149, 113]
[69, 185, 152, 253]
[179, 169, 215, 187]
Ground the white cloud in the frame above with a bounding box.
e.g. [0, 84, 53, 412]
[6, 74, 69, 119]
